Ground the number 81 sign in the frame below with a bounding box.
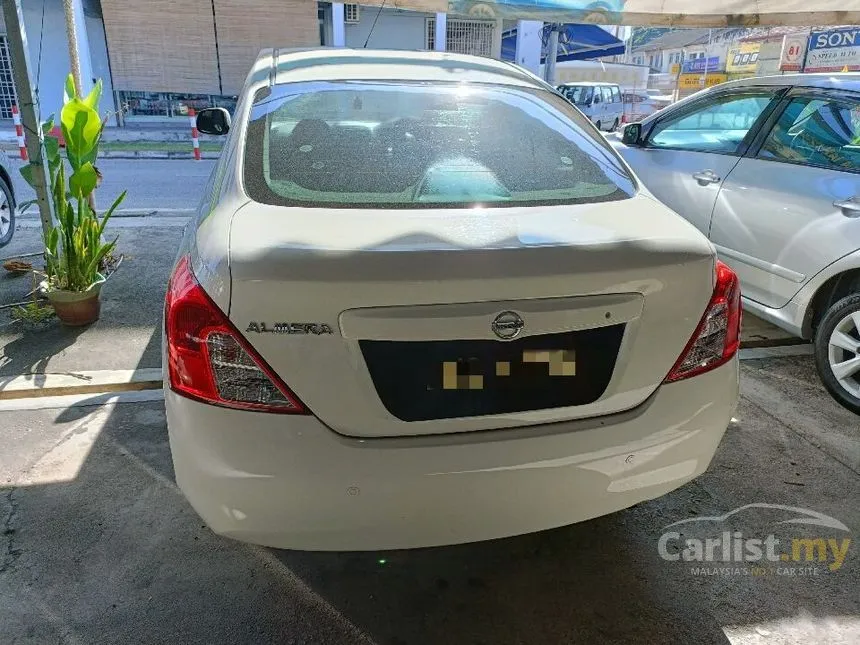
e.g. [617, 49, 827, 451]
[780, 35, 808, 72]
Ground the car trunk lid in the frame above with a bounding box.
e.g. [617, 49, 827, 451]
[226, 195, 715, 437]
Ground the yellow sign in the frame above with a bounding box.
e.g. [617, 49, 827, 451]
[679, 73, 727, 89]
[670, 63, 681, 75]
[727, 42, 762, 74]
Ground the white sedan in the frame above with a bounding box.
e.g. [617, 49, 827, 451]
[164, 49, 739, 551]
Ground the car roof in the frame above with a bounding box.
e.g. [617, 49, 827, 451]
[253, 48, 549, 91]
[717, 72, 860, 93]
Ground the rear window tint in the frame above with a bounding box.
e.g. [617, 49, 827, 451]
[243, 81, 635, 209]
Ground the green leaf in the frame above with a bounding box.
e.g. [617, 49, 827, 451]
[84, 237, 116, 281]
[19, 163, 35, 188]
[44, 135, 60, 164]
[17, 198, 37, 213]
[42, 74, 123, 292]
[61, 99, 101, 170]
[83, 79, 103, 111]
[79, 140, 101, 168]
[42, 115, 54, 134]
[69, 161, 99, 198]
[98, 190, 126, 236]
[64, 74, 76, 104]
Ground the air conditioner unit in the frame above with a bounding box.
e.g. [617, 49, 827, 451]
[344, 4, 360, 24]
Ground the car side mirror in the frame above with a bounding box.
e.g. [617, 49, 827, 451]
[196, 107, 231, 136]
[622, 122, 643, 146]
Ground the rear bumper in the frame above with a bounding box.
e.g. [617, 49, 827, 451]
[165, 358, 738, 551]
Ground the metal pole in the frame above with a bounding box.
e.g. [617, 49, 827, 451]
[702, 28, 712, 89]
[2, 0, 54, 237]
[545, 24, 560, 85]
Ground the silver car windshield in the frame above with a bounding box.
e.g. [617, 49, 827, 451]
[243, 81, 635, 209]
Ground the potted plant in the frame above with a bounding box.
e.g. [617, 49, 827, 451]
[22, 75, 126, 326]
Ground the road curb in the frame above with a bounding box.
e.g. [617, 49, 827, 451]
[0, 368, 162, 400]
[1, 143, 221, 160]
[99, 150, 221, 160]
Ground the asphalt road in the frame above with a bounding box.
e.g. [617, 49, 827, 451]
[9, 157, 215, 215]
[1, 354, 858, 645]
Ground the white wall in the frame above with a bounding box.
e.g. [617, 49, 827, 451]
[344, 8, 429, 50]
[85, 12, 117, 125]
[4, 0, 116, 125]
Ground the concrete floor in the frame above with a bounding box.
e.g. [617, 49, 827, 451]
[1, 353, 857, 645]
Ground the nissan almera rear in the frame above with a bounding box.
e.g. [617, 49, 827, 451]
[164, 49, 740, 551]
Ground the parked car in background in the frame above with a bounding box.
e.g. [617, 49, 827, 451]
[622, 89, 673, 123]
[558, 81, 624, 131]
[613, 73, 860, 414]
[0, 152, 17, 248]
[164, 49, 740, 551]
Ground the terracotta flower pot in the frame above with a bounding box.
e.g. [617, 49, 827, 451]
[42, 277, 105, 326]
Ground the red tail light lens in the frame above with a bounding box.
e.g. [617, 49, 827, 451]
[665, 260, 741, 383]
[165, 255, 307, 413]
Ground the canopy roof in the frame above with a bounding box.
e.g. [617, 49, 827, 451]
[502, 24, 625, 62]
[370, 1, 859, 27]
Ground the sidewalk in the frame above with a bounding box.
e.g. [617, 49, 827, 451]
[0, 219, 182, 379]
[0, 123, 223, 159]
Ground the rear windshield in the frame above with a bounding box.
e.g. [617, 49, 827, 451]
[243, 81, 635, 209]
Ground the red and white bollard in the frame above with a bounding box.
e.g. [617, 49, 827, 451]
[188, 108, 201, 161]
[12, 105, 27, 161]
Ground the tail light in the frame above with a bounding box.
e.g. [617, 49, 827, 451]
[165, 255, 308, 413]
[665, 260, 741, 383]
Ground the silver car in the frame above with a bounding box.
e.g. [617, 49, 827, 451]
[0, 152, 16, 247]
[613, 73, 860, 414]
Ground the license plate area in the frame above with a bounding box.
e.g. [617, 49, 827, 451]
[360, 324, 625, 421]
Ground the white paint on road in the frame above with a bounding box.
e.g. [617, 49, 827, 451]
[0, 389, 165, 412]
[17, 216, 189, 229]
[0, 368, 162, 400]
[113, 208, 195, 216]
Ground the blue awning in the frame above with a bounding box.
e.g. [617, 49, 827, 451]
[501, 24, 625, 63]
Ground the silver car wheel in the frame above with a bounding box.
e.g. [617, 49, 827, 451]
[0, 190, 10, 238]
[828, 310, 860, 398]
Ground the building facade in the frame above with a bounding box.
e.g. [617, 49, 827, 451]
[0, 0, 115, 122]
[0, 1, 518, 125]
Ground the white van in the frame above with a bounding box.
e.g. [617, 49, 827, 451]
[622, 89, 673, 123]
[557, 82, 624, 132]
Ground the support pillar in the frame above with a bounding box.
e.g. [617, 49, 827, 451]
[332, 3, 345, 47]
